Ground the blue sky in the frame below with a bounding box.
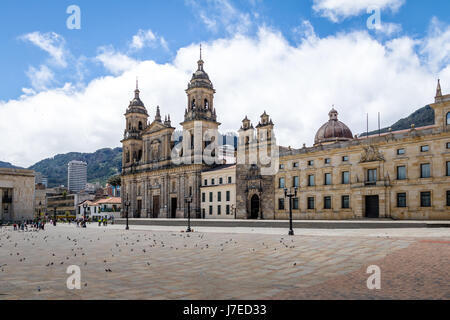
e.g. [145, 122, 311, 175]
[1, 0, 448, 100]
[1, 0, 450, 166]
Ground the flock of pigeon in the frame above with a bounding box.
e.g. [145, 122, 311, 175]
[0, 225, 300, 295]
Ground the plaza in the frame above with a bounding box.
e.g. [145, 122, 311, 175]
[0, 223, 449, 300]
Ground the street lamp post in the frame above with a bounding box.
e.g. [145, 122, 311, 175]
[124, 195, 131, 230]
[284, 187, 298, 236]
[185, 196, 192, 233]
[82, 203, 88, 228]
[53, 207, 57, 226]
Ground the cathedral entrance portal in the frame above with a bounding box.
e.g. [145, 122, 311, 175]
[171, 198, 177, 219]
[250, 195, 260, 219]
[136, 200, 142, 218]
[152, 196, 160, 218]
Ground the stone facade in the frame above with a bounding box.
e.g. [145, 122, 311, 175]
[0, 168, 35, 222]
[273, 83, 450, 220]
[234, 113, 278, 219]
[120, 54, 449, 220]
[121, 54, 221, 219]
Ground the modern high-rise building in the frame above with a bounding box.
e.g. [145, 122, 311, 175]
[68, 160, 87, 193]
[35, 172, 48, 188]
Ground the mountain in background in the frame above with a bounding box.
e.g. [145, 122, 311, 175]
[0, 161, 22, 169]
[1, 106, 435, 186]
[28, 147, 122, 188]
[360, 105, 434, 137]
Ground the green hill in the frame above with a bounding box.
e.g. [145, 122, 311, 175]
[28, 147, 122, 187]
[360, 105, 434, 137]
[2, 106, 435, 186]
[0, 161, 22, 169]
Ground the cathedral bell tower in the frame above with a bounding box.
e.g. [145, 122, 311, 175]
[431, 79, 450, 131]
[181, 46, 220, 164]
[122, 81, 148, 167]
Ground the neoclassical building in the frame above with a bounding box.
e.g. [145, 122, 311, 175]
[0, 168, 35, 222]
[121, 52, 449, 220]
[273, 81, 450, 220]
[121, 54, 221, 218]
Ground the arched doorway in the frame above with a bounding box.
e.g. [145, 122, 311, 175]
[250, 195, 260, 219]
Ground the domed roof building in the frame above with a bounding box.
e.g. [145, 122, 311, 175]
[126, 82, 148, 116]
[314, 108, 353, 146]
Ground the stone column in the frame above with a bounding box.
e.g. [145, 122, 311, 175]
[177, 174, 181, 210]
[143, 180, 148, 217]
[0, 189, 3, 221]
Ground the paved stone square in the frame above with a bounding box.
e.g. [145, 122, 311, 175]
[0, 224, 449, 300]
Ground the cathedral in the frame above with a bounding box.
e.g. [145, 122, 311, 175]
[121, 51, 222, 219]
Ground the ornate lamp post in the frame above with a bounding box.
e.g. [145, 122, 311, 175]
[124, 195, 131, 230]
[284, 187, 298, 236]
[185, 196, 192, 233]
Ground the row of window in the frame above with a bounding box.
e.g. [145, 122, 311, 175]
[203, 176, 233, 186]
[280, 143, 450, 170]
[278, 161, 450, 188]
[277, 191, 450, 211]
[397, 191, 450, 208]
[279, 171, 352, 188]
[280, 156, 350, 170]
[202, 191, 232, 202]
[278, 195, 351, 210]
[202, 205, 232, 216]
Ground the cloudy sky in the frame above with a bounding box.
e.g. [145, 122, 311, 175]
[0, 0, 449, 167]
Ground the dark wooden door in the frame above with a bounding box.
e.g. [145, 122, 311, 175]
[365, 196, 379, 218]
[171, 198, 177, 219]
[152, 196, 160, 218]
[250, 195, 260, 219]
[136, 200, 142, 218]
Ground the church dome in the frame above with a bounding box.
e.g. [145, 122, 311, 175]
[314, 108, 353, 145]
[187, 56, 214, 91]
[126, 86, 148, 115]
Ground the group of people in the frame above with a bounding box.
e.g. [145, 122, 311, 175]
[98, 217, 109, 226]
[12, 219, 46, 231]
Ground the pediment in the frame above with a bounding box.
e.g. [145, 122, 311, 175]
[143, 121, 170, 135]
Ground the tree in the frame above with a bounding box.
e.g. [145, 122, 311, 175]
[108, 175, 121, 187]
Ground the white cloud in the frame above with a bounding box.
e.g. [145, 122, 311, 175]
[25, 65, 55, 91]
[19, 31, 68, 67]
[293, 20, 318, 43]
[129, 29, 169, 51]
[2, 20, 450, 168]
[374, 22, 402, 36]
[419, 17, 450, 73]
[186, 0, 253, 35]
[313, 0, 405, 22]
[95, 46, 139, 75]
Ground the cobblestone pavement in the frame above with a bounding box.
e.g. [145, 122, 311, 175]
[0, 225, 449, 300]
